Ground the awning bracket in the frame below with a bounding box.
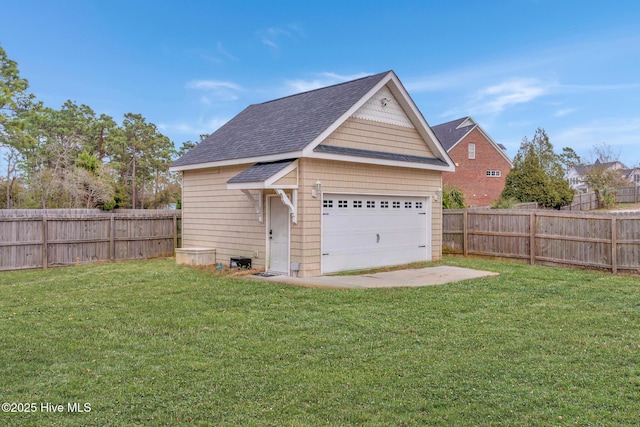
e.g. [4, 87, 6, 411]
[241, 189, 263, 223]
[275, 189, 298, 224]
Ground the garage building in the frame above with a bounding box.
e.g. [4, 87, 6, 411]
[170, 70, 455, 277]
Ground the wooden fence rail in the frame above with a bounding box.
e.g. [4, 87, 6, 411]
[564, 185, 640, 211]
[0, 210, 181, 271]
[443, 209, 640, 273]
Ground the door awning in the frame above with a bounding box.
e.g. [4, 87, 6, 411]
[227, 159, 298, 223]
[227, 159, 298, 190]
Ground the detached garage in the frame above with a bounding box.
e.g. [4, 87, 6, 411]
[170, 70, 455, 278]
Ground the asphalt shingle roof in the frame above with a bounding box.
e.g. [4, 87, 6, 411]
[227, 159, 295, 183]
[314, 145, 449, 167]
[171, 71, 391, 168]
[430, 117, 475, 152]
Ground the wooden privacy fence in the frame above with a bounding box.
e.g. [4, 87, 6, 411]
[443, 209, 640, 273]
[564, 185, 640, 211]
[0, 210, 181, 271]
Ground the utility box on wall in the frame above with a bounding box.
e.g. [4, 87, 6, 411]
[175, 248, 216, 266]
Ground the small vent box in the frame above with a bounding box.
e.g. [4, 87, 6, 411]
[230, 257, 251, 269]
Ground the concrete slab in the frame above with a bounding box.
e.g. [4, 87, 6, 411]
[250, 266, 499, 289]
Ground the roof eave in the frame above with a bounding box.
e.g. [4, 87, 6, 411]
[169, 151, 304, 172]
[307, 150, 455, 172]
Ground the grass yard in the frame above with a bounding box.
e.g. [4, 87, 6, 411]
[0, 257, 639, 426]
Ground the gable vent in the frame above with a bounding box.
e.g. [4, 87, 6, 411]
[352, 86, 414, 128]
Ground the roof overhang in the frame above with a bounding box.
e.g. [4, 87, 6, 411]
[226, 159, 298, 190]
[169, 151, 303, 172]
[311, 145, 454, 172]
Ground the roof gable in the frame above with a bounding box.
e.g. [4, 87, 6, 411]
[431, 117, 475, 151]
[171, 71, 454, 172]
[432, 116, 513, 167]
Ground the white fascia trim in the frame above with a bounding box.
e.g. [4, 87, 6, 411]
[228, 182, 298, 190]
[308, 151, 455, 172]
[228, 181, 266, 190]
[475, 125, 514, 167]
[457, 117, 476, 128]
[169, 151, 303, 172]
[301, 72, 395, 157]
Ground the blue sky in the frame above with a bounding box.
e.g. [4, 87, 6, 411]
[2, 0, 639, 166]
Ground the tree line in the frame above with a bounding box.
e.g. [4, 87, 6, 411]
[0, 44, 199, 210]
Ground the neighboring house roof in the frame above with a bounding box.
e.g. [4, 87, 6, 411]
[571, 160, 628, 177]
[431, 116, 513, 167]
[170, 71, 454, 172]
[431, 117, 475, 152]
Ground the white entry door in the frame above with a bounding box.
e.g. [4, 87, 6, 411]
[269, 196, 290, 274]
[322, 194, 430, 274]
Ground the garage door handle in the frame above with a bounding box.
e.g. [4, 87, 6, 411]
[376, 233, 380, 243]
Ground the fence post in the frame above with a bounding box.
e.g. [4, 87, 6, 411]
[42, 216, 48, 269]
[173, 213, 178, 254]
[611, 217, 617, 274]
[530, 212, 536, 265]
[110, 214, 115, 261]
[462, 210, 468, 257]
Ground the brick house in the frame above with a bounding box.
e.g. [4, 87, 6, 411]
[432, 117, 512, 207]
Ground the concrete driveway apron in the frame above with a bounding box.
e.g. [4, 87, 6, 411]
[252, 266, 499, 289]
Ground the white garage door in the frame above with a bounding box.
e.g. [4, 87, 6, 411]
[322, 194, 430, 274]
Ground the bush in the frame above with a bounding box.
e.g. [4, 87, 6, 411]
[442, 185, 465, 209]
[491, 197, 519, 209]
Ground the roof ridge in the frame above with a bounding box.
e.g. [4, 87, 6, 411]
[256, 70, 392, 106]
[432, 116, 471, 129]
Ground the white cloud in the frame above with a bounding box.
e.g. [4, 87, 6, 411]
[186, 80, 241, 91]
[216, 42, 237, 61]
[441, 78, 549, 118]
[284, 71, 370, 93]
[186, 79, 242, 102]
[259, 24, 304, 51]
[159, 117, 229, 141]
[554, 108, 576, 117]
[473, 78, 548, 114]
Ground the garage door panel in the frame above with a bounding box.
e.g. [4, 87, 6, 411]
[322, 194, 430, 274]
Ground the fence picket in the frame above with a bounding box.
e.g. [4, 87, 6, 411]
[444, 208, 640, 273]
[0, 210, 181, 271]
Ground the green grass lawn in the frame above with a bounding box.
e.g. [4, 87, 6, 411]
[0, 257, 639, 426]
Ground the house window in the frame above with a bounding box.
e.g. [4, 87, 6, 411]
[323, 200, 333, 208]
[468, 143, 476, 159]
[392, 201, 401, 209]
[381, 201, 389, 208]
[486, 170, 501, 177]
[415, 202, 423, 209]
[353, 200, 363, 208]
[366, 201, 375, 208]
[405, 201, 412, 208]
[338, 200, 348, 208]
